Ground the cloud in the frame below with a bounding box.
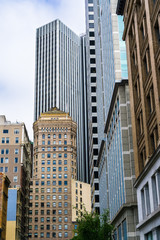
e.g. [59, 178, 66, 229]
[0, 0, 85, 140]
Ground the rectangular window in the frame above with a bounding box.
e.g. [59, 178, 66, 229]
[88, 6, 93, 12]
[15, 149, 19, 154]
[2, 138, 5, 144]
[14, 129, 19, 134]
[14, 167, 18, 172]
[6, 138, 9, 143]
[15, 137, 19, 143]
[3, 129, 8, 134]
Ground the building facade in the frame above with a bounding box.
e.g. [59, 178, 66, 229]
[0, 173, 10, 240]
[104, 81, 138, 239]
[0, 115, 32, 239]
[29, 108, 90, 239]
[117, 0, 160, 239]
[34, 19, 89, 184]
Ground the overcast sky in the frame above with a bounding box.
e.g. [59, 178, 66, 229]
[0, 0, 85, 140]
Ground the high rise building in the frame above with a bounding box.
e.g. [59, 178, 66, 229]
[0, 115, 32, 239]
[0, 173, 10, 240]
[29, 108, 91, 240]
[85, 0, 138, 236]
[34, 19, 89, 184]
[117, 0, 160, 239]
[85, 0, 101, 213]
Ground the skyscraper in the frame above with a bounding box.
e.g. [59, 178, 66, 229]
[117, 0, 160, 238]
[85, 0, 138, 236]
[34, 19, 89, 184]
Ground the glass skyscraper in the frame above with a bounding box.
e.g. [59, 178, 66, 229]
[34, 19, 89, 184]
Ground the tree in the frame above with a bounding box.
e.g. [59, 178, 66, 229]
[71, 208, 113, 240]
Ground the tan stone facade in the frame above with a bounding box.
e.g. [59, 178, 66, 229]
[71, 179, 91, 222]
[0, 115, 32, 239]
[29, 108, 77, 239]
[120, 0, 160, 178]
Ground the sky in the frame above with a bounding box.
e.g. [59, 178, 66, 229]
[0, 0, 85, 140]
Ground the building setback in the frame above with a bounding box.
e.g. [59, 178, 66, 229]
[34, 19, 89, 184]
[117, 0, 160, 239]
[29, 108, 91, 240]
[0, 115, 32, 239]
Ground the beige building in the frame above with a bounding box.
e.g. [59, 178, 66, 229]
[0, 115, 32, 239]
[29, 108, 77, 239]
[117, 1, 160, 239]
[0, 173, 10, 240]
[29, 108, 91, 239]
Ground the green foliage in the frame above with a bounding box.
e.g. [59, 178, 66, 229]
[71, 208, 113, 240]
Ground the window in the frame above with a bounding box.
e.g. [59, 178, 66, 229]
[52, 232, 56, 238]
[58, 210, 62, 215]
[89, 23, 94, 28]
[64, 153, 67, 158]
[53, 160, 56, 165]
[59, 134, 61, 139]
[14, 167, 18, 173]
[58, 217, 62, 222]
[5, 157, 8, 163]
[58, 202, 62, 207]
[64, 210, 68, 215]
[15, 149, 19, 154]
[0, 158, 3, 164]
[13, 176, 18, 182]
[41, 160, 45, 165]
[64, 140, 67, 145]
[88, 6, 93, 11]
[64, 224, 68, 230]
[3, 129, 8, 134]
[41, 217, 44, 222]
[41, 167, 45, 172]
[5, 167, 8, 172]
[15, 137, 19, 143]
[64, 181, 68, 186]
[59, 174, 62, 178]
[64, 217, 68, 222]
[89, 31, 94, 37]
[64, 160, 67, 165]
[59, 167, 62, 171]
[64, 167, 67, 171]
[14, 129, 19, 134]
[59, 140, 61, 145]
[2, 138, 5, 144]
[58, 181, 62, 186]
[58, 154, 62, 158]
[53, 154, 56, 158]
[0, 167, 3, 172]
[47, 153, 51, 158]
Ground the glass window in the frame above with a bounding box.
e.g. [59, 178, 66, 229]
[41, 160, 45, 165]
[59, 167, 62, 171]
[6, 138, 9, 143]
[59, 134, 61, 139]
[14, 129, 19, 134]
[64, 153, 67, 158]
[64, 160, 67, 165]
[14, 167, 18, 172]
[15, 149, 19, 154]
[15, 137, 19, 143]
[5, 157, 8, 163]
[53, 160, 56, 165]
[0, 158, 3, 163]
[64, 181, 68, 186]
[15, 157, 18, 163]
